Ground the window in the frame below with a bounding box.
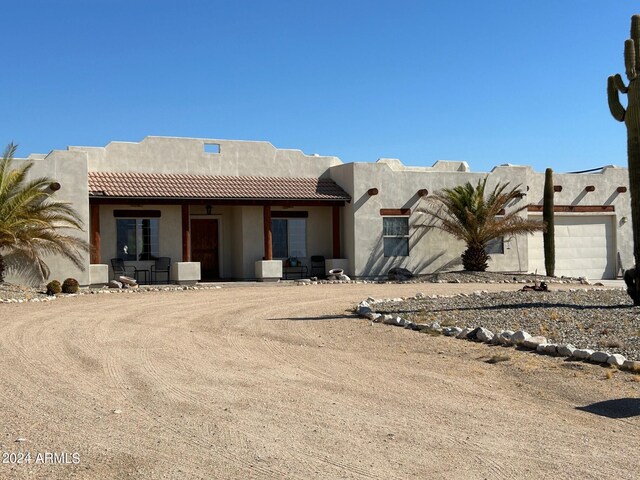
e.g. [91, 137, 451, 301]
[485, 237, 504, 254]
[204, 143, 220, 154]
[272, 218, 306, 258]
[116, 219, 159, 260]
[383, 217, 409, 257]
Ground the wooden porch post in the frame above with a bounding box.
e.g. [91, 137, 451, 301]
[90, 203, 101, 264]
[332, 205, 341, 258]
[263, 205, 272, 260]
[182, 204, 191, 261]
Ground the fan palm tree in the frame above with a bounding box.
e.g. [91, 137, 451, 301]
[420, 178, 544, 271]
[0, 143, 88, 283]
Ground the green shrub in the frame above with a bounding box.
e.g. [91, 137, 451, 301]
[46, 280, 62, 295]
[61, 277, 80, 294]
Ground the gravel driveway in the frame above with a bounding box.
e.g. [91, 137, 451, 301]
[1, 282, 638, 479]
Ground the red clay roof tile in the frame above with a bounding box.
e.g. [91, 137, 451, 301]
[88, 172, 350, 201]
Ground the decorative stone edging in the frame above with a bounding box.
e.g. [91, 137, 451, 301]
[354, 292, 640, 373]
[0, 284, 224, 304]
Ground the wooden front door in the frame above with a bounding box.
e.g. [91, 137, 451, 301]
[191, 219, 219, 280]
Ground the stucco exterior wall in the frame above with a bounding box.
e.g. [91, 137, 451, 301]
[348, 160, 533, 277]
[5, 149, 90, 286]
[99, 204, 182, 280]
[12, 136, 632, 282]
[72, 136, 342, 179]
[327, 163, 356, 274]
[525, 165, 631, 274]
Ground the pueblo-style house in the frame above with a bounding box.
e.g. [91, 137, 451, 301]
[8, 136, 632, 285]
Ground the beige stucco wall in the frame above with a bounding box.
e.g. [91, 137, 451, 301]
[99, 204, 182, 280]
[5, 150, 90, 286]
[525, 165, 631, 275]
[14, 136, 632, 282]
[72, 136, 342, 179]
[346, 160, 504, 277]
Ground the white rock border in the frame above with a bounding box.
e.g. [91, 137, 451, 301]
[355, 292, 640, 374]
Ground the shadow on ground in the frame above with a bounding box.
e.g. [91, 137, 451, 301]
[266, 314, 359, 321]
[576, 398, 640, 418]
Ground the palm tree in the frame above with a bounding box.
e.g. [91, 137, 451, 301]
[420, 178, 544, 271]
[0, 143, 88, 283]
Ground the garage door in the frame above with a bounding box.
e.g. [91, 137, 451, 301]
[527, 215, 616, 280]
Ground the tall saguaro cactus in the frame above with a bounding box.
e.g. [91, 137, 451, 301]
[608, 14, 640, 305]
[543, 168, 555, 277]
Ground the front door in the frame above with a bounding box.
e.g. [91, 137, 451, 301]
[191, 219, 219, 280]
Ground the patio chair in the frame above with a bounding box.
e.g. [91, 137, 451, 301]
[151, 257, 171, 284]
[110, 258, 136, 280]
[310, 255, 326, 278]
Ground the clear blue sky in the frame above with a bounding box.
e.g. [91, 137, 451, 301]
[3, 1, 638, 173]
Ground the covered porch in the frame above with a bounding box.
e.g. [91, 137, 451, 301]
[87, 172, 350, 284]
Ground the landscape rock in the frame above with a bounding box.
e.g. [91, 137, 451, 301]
[607, 354, 626, 367]
[108, 280, 123, 289]
[522, 336, 548, 350]
[118, 275, 138, 286]
[476, 327, 494, 343]
[443, 327, 463, 337]
[510, 331, 531, 345]
[388, 267, 413, 281]
[589, 351, 611, 364]
[456, 327, 474, 340]
[356, 301, 372, 316]
[622, 360, 640, 371]
[557, 344, 576, 357]
[572, 349, 595, 360]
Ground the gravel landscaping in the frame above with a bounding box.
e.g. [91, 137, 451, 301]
[367, 287, 640, 362]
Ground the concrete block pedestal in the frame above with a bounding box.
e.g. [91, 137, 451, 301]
[255, 260, 282, 282]
[171, 262, 201, 285]
[89, 264, 109, 286]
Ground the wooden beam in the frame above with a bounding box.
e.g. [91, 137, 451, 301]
[332, 206, 341, 258]
[527, 205, 614, 213]
[182, 204, 191, 262]
[90, 203, 101, 264]
[263, 205, 272, 260]
[379, 208, 411, 216]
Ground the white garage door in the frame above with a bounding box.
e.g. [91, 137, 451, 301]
[527, 215, 616, 280]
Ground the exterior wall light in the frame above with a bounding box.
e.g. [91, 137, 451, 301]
[585, 185, 596, 192]
[417, 189, 429, 197]
[617, 186, 628, 193]
[553, 185, 563, 192]
[367, 188, 379, 196]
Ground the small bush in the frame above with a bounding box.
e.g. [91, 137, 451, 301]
[61, 278, 80, 294]
[486, 354, 511, 364]
[46, 280, 62, 296]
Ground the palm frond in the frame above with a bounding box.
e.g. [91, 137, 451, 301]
[0, 143, 89, 282]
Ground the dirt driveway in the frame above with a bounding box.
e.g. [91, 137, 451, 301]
[1, 282, 638, 479]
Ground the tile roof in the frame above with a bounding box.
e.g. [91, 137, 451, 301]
[88, 171, 351, 202]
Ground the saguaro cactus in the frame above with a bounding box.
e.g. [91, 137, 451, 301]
[543, 168, 555, 277]
[608, 14, 640, 305]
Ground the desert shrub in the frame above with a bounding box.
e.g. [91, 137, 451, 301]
[61, 277, 80, 294]
[46, 280, 62, 295]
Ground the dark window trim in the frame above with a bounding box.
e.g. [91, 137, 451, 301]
[380, 208, 411, 216]
[114, 209, 162, 218]
[271, 211, 309, 218]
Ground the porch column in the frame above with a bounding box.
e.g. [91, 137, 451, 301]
[263, 205, 272, 260]
[182, 204, 191, 262]
[332, 205, 341, 258]
[90, 203, 101, 264]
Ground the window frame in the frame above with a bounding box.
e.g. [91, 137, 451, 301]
[382, 215, 410, 257]
[271, 216, 307, 259]
[115, 217, 160, 261]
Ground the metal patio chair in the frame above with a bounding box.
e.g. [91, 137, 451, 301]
[151, 257, 171, 284]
